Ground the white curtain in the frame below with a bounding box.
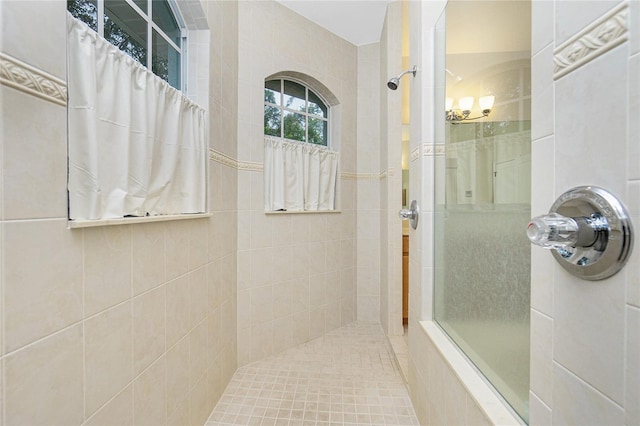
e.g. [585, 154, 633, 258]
[67, 14, 207, 220]
[264, 137, 339, 211]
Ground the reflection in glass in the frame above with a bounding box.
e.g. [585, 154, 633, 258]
[283, 80, 306, 112]
[308, 117, 327, 145]
[283, 111, 306, 142]
[152, 0, 181, 46]
[67, 0, 98, 32]
[434, 1, 531, 423]
[152, 30, 180, 89]
[308, 90, 327, 118]
[104, 0, 148, 65]
[265, 80, 281, 105]
[264, 105, 281, 137]
[132, 0, 147, 14]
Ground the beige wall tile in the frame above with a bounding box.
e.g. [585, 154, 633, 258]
[189, 321, 208, 391]
[555, 47, 628, 198]
[250, 211, 272, 249]
[133, 286, 166, 375]
[1, 1, 66, 79]
[133, 356, 167, 426]
[84, 386, 134, 426]
[466, 395, 491, 426]
[250, 284, 274, 324]
[251, 321, 274, 362]
[166, 276, 190, 348]
[1, 87, 68, 220]
[85, 302, 134, 417]
[189, 266, 208, 329]
[530, 309, 553, 406]
[190, 375, 211, 426]
[3, 219, 82, 353]
[207, 306, 222, 361]
[166, 337, 190, 419]
[554, 269, 626, 405]
[308, 307, 326, 340]
[626, 306, 640, 426]
[552, 363, 624, 425]
[443, 368, 466, 426]
[189, 218, 209, 269]
[84, 225, 132, 317]
[166, 397, 190, 426]
[165, 220, 190, 281]
[3, 325, 83, 425]
[132, 222, 166, 296]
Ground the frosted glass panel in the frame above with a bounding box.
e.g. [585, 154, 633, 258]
[433, 1, 532, 423]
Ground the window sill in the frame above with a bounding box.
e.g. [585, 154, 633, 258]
[264, 210, 341, 215]
[68, 213, 212, 229]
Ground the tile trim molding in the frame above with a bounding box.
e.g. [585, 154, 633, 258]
[554, 3, 628, 80]
[410, 146, 420, 163]
[209, 148, 264, 172]
[211, 149, 390, 181]
[423, 143, 445, 157]
[0, 52, 67, 106]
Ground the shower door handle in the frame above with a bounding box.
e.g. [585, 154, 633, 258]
[399, 200, 419, 230]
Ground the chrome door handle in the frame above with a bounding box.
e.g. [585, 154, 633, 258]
[399, 200, 419, 230]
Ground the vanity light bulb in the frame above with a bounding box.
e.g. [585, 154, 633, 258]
[458, 96, 474, 111]
[445, 97, 454, 111]
[479, 95, 495, 110]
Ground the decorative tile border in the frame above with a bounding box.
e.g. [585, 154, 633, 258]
[410, 146, 420, 163]
[209, 148, 264, 171]
[210, 150, 390, 180]
[554, 3, 628, 80]
[423, 143, 445, 156]
[342, 172, 380, 180]
[0, 52, 67, 106]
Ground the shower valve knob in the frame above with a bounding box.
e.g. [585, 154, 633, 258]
[398, 209, 416, 220]
[526, 186, 633, 281]
[526, 213, 603, 251]
[399, 200, 419, 230]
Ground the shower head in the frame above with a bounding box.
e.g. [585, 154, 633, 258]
[387, 78, 400, 90]
[387, 65, 417, 90]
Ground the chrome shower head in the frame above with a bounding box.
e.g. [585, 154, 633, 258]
[386, 65, 417, 91]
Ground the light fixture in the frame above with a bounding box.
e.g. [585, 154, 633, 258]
[445, 95, 495, 121]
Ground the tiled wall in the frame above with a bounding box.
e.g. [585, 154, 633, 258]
[408, 0, 640, 425]
[235, 1, 358, 366]
[356, 43, 382, 323]
[379, 2, 405, 337]
[529, 1, 640, 424]
[0, 0, 237, 424]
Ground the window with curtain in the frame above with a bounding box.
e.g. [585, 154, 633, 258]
[264, 79, 328, 146]
[67, 13, 207, 221]
[263, 78, 339, 212]
[67, 0, 184, 90]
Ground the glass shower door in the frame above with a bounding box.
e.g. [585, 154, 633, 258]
[433, 1, 532, 422]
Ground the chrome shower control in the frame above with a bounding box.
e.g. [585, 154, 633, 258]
[399, 200, 419, 230]
[527, 186, 633, 281]
[527, 213, 603, 250]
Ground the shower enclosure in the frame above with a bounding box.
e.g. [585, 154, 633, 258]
[433, 1, 532, 422]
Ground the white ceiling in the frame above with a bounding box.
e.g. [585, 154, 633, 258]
[276, 0, 393, 46]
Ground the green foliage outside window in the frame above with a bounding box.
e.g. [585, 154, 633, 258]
[263, 79, 328, 146]
[67, 0, 177, 87]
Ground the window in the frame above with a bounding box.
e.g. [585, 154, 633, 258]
[67, 0, 184, 89]
[264, 79, 329, 146]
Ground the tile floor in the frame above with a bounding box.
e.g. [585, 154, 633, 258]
[206, 323, 419, 426]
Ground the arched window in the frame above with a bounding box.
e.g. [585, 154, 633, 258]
[264, 78, 329, 146]
[67, 0, 185, 90]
